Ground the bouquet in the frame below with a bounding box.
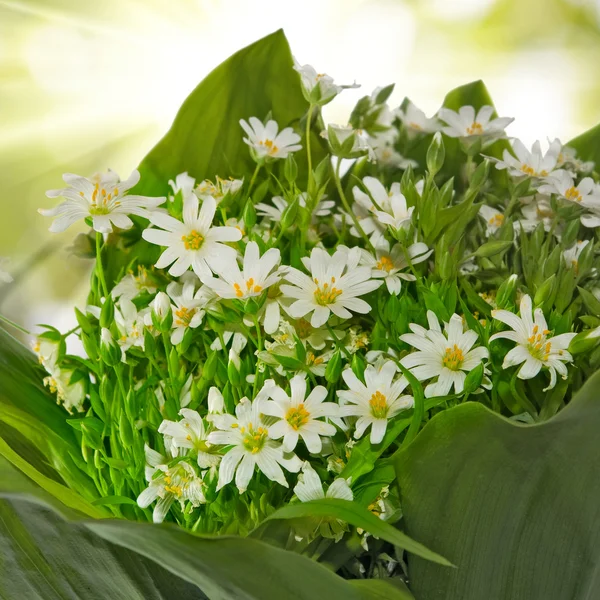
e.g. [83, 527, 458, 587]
[2, 30, 600, 599]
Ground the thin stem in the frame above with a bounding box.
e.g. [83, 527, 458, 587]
[0, 313, 30, 335]
[95, 232, 109, 299]
[326, 322, 351, 360]
[333, 157, 376, 253]
[62, 325, 81, 339]
[247, 164, 262, 197]
[306, 103, 315, 184]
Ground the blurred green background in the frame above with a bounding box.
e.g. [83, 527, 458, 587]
[1, 0, 600, 340]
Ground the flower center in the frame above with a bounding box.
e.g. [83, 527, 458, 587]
[442, 344, 464, 371]
[369, 391, 389, 419]
[286, 403, 310, 430]
[233, 277, 263, 298]
[376, 255, 395, 273]
[241, 424, 268, 454]
[564, 186, 582, 202]
[313, 277, 342, 305]
[527, 325, 552, 361]
[409, 122, 422, 131]
[466, 122, 483, 135]
[306, 351, 323, 367]
[88, 183, 119, 215]
[295, 319, 312, 339]
[259, 139, 279, 156]
[181, 230, 204, 251]
[488, 214, 504, 228]
[174, 306, 196, 327]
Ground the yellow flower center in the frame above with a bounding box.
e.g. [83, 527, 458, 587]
[409, 122, 422, 131]
[233, 277, 263, 298]
[488, 214, 504, 228]
[466, 122, 483, 135]
[376, 255, 394, 273]
[369, 391, 389, 419]
[286, 403, 310, 430]
[521, 164, 535, 176]
[442, 344, 464, 371]
[241, 424, 268, 454]
[306, 351, 323, 366]
[527, 325, 552, 361]
[181, 230, 204, 251]
[564, 186, 582, 202]
[88, 183, 120, 215]
[259, 139, 279, 156]
[174, 306, 196, 327]
[313, 276, 342, 306]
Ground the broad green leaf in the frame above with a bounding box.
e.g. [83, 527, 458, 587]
[349, 579, 415, 600]
[0, 458, 395, 600]
[134, 29, 323, 196]
[441, 80, 495, 112]
[395, 370, 600, 599]
[567, 122, 600, 168]
[262, 498, 452, 566]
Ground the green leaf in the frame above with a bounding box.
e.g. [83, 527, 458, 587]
[349, 578, 415, 599]
[441, 80, 495, 112]
[262, 498, 452, 566]
[567, 121, 600, 168]
[395, 371, 600, 599]
[473, 239, 513, 258]
[134, 29, 323, 196]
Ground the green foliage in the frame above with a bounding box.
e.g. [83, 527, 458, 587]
[395, 370, 600, 599]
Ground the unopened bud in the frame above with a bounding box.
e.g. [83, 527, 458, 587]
[569, 327, 600, 355]
[426, 132, 445, 177]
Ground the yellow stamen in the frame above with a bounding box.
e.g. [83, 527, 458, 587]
[181, 230, 204, 251]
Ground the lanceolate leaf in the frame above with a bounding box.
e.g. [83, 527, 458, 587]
[395, 370, 600, 599]
[134, 29, 324, 196]
[567, 122, 600, 168]
[262, 498, 452, 566]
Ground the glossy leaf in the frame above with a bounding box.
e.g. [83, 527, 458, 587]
[395, 370, 600, 599]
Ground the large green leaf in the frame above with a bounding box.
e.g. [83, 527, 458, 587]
[134, 29, 321, 196]
[261, 498, 451, 566]
[567, 122, 600, 168]
[395, 370, 600, 599]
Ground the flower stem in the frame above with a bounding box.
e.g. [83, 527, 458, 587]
[247, 164, 262, 197]
[0, 313, 30, 335]
[333, 157, 376, 253]
[326, 322, 351, 360]
[306, 103, 315, 184]
[95, 232, 109, 299]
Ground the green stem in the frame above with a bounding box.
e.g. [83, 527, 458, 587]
[333, 157, 376, 253]
[95, 232, 109, 299]
[306, 103, 315, 184]
[247, 164, 262, 197]
[0, 313, 30, 335]
[326, 322, 351, 360]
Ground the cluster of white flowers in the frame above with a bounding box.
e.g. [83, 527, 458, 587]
[31, 57, 595, 530]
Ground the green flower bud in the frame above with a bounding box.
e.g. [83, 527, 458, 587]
[569, 327, 600, 355]
[243, 200, 257, 230]
[426, 132, 445, 177]
[202, 352, 219, 381]
[463, 363, 484, 395]
[284, 154, 298, 185]
[534, 274, 556, 307]
[100, 328, 120, 366]
[325, 351, 343, 383]
[351, 353, 366, 382]
[227, 350, 242, 386]
[281, 197, 299, 231]
[496, 274, 518, 308]
[100, 297, 114, 328]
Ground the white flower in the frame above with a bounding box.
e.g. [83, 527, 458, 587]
[562, 240, 589, 271]
[400, 312, 489, 398]
[41, 170, 164, 233]
[351, 177, 413, 243]
[294, 462, 353, 502]
[207, 385, 302, 493]
[111, 266, 157, 301]
[151, 291, 171, 320]
[43, 368, 86, 413]
[207, 387, 225, 416]
[438, 105, 513, 139]
[281, 247, 382, 328]
[323, 125, 375, 160]
[293, 60, 358, 105]
[261, 375, 338, 453]
[372, 142, 418, 169]
[169, 172, 196, 201]
[196, 176, 243, 203]
[167, 280, 206, 345]
[396, 101, 440, 134]
[518, 196, 556, 233]
[115, 298, 147, 359]
[240, 117, 301, 161]
[494, 139, 561, 178]
[338, 361, 413, 444]
[360, 240, 432, 295]
[0, 257, 12, 283]
[142, 194, 241, 280]
[202, 242, 281, 300]
[490, 294, 576, 390]
[538, 170, 600, 211]
[32, 337, 60, 371]
[256, 194, 335, 223]
[556, 145, 594, 174]
[479, 205, 506, 236]
[158, 409, 220, 469]
[137, 445, 206, 523]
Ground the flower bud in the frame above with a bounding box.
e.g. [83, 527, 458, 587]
[534, 274, 556, 307]
[569, 327, 600, 355]
[100, 327, 120, 366]
[208, 387, 225, 414]
[325, 351, 342, 383]
[426, 132, 445, 177]
[228, 349, 242, 386]
[496, 274, 518, 309]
